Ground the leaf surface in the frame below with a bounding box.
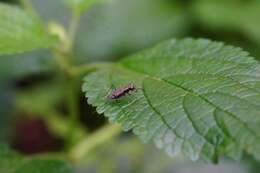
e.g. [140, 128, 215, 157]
[82, 38, 260, 162]
[0, 3, 58, 55]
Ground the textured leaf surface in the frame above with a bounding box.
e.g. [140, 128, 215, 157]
[0, 144, 73, 173]
[82, 38, 260, 162]
[0, 3, 57, 55]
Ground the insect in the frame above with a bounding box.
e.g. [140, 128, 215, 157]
[107, 83, 137, 100]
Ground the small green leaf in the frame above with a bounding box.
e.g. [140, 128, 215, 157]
[64, 0, 111, 14]
[0, 144, 73, 173]
[82, 38, 260, 163]
[0, 3, 58, 55]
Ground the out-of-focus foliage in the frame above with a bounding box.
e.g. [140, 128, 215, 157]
[14, 80, 86, 141]
[190, 0, 260, 60]
[31, 0, 189, 63]
[0, 3, 58, 55]
[76, 136, 257, 173]
[76, 137, 181, 173]
[31, 0, 69, 26]
[64, 0, 112, 14]
[0, 50, 55, 80]
[15, 79, 65, 114]
[192, 0, 260, 44]
[0, 143, 73, 173]
[0, 82, 13, 142]
[74, 0, 189, 63]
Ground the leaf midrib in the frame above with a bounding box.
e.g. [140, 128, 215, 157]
[117, 63, 260, 144]
[120, 62, 260, 109]
[163, 73, 260, 108]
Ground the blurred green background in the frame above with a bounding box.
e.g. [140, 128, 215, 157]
[0, 0, 260, 172]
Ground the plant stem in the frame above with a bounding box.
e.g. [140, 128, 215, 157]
[53, 50, 72, 75]
[21, 0, 119, 162]
[64, 77, 80, 150]
[66, 12, 81, 52]
[56, 11, 81, 150]
[69, 124, 122, 163]
[49, 2, 117, 161]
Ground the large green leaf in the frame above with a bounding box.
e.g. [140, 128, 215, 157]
[0, 3, 58, 55]
[0, 144, 73, 173]
[82, 38, 260, 163]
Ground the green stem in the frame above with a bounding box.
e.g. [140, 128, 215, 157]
[49, 2, 116, 161]
[69, 124, 122, 163]
[61, 22, 81, 150]
[52, 12, 81, 151]
[53, 50, 72, 75]
[66, 12, 81, 52]
[64, 77, 80, 150]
